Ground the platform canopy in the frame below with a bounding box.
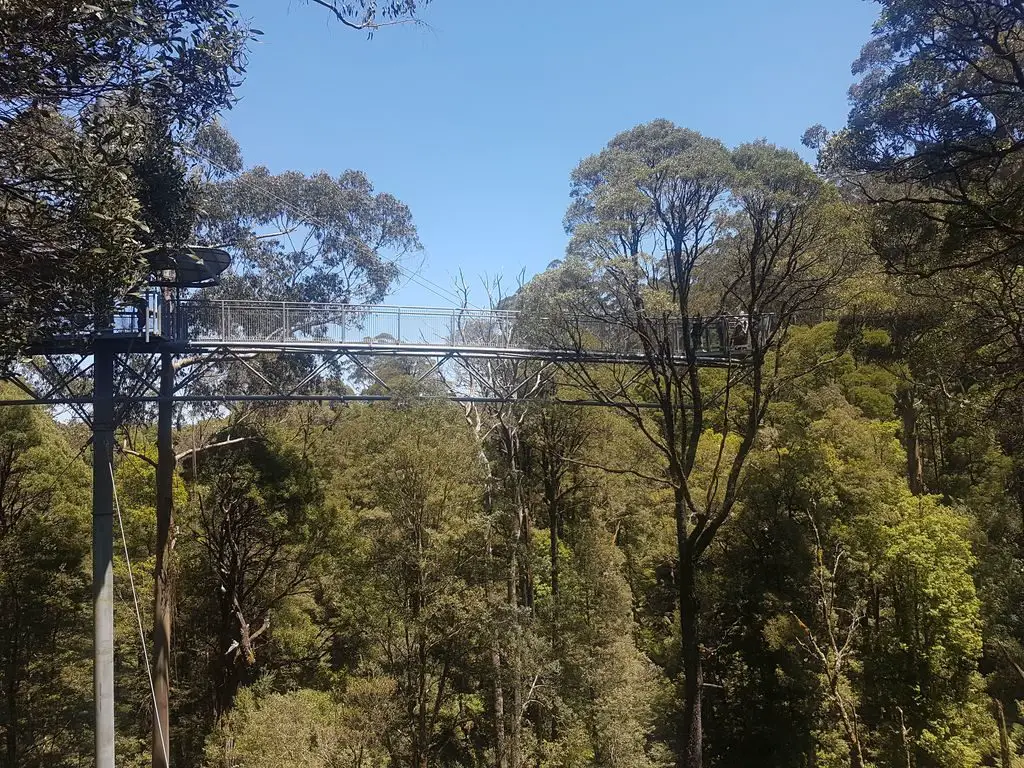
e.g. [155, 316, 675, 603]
[148, 246, 231, 288]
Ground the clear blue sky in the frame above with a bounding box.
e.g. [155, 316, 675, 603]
[223, 0, 880, 306]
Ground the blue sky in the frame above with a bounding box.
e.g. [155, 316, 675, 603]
[223, 0, 880, 306]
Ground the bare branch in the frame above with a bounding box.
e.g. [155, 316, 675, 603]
[556, 454, 672, 487]
[175, 436, 253, 463]
[307, 0, 424, 30]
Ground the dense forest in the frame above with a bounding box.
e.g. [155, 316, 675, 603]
[5, 1, 1024, 767]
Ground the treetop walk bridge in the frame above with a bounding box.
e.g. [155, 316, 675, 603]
[23, 296, 764, 362]
[8, 295, 767, 408]
[0, 248, 770, 768]
[178, 299, 759, 362]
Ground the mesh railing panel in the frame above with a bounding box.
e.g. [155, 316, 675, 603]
[176, 300, 770, 357]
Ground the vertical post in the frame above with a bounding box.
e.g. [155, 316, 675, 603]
[161, 288, 173, 342]
[153, 351, 174, 768]
[92, 343, 116, 768]
[397, 307, 402, 346]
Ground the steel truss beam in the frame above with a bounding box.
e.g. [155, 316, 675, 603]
[166, 340, 739, 367]
[7, 298, 750, 411]
[0, 346, 670, 409]
[0, 392, 664, 409]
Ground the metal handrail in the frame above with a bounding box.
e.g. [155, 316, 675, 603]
[29, 295, 773, 361]
[173, 298, 772, 357]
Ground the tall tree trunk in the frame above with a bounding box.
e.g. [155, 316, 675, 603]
[415, 524, 429, 768]
[508, 520, 522, 768]
[404, 511, 431, 768]
[679, 556, 702, 768]
[523, 510, 535, 617]
[152, 352, 174, 768]
[213, 586, 243, 721]
[4, 603, 19, 767]
[504, 434, 526, 768]
[997, 699, 1012, 768]
[547, 481, 559, 742]
[548, 494, 559, 611]
[493, 646, 507, 768]
[833, 681, 866, 768]
[511, 643, 522, 768]
[416, 643, 428, 768]
[483, 477, 507, 768]
[676, 491, 702, 768]
[896, 389, 924, 495]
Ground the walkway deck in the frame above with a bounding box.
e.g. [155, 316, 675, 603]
[168, 299, 762, 363]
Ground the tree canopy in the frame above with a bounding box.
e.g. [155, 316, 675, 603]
[0, 0, 249, 358]
[12, 3, 1024, 768]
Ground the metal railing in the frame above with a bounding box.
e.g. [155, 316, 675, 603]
[174, 299, 771, 358]
[48, 291, 165, 339]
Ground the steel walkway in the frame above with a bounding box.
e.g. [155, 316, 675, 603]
[6, 298, 769, 409]
[158, 299, 765, 363]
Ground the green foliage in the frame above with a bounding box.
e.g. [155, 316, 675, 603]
[878, 497, 987, 768]
[304, 0, 431, 32]
[13, 8, 1024, 766]
[199, 163, 420, 304]
[208, 680, 397, 768]
[0, 0, 250, 358]
[0, 321, 1008, 768]
[174, 426, 334, 724]
[0, 394, 92, 766]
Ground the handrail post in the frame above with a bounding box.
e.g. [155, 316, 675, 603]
[397, 307, 402, 345]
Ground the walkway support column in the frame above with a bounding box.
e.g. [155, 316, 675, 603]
[93, 342, 115, 768]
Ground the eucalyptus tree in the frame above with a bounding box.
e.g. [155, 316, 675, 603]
[174, 427, 332, 723]
[0, 0, 250, 360]
[535, 120, 852, 768]
[198, 162, 420, 306]
[329, 402, 488, 768]
[829, 0, 1024, 267]
[181, 125, 422, 412]
[818, 0, 1024, 391]
[820, 7, 1024, 740]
